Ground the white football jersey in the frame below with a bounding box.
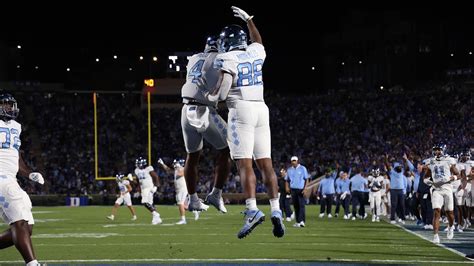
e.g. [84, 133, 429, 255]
[428, 156, 456, 189]
[118, 180, 130, 194]
[368, 175, 384, 191]
[215, 43, 266, 102]
[181, 52, 220, 106]
[459, 160, 474, 176]
[0, 119, 21, 179]
[174, 166, 184, 181]
[134, 166, 154, 189]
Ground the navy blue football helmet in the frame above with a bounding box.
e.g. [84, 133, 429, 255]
[204, 35, 219, 53]
[0, 93, 19, 121]
[173, 158, 185, 168]
[135, 157, 147, 169]
[432, 143, 447, 158]
[218, 25, 247, 53]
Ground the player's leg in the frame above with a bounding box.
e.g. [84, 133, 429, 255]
[445, 191, 455, 239]
[184, 151, 201, 195]
[11, 220, 36, 263]
[253, 103, 284, 237]
[124, 194, 136, 220]
[202, 111, 231, 212]
[176, 179, 188, 224]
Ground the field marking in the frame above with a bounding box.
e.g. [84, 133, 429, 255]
[32, 211, 57, 214]
[32, 242, 442, 249]
[387, 221, 468, 258]
[34, 219, 69, 223]
[0, 258, 471, 264]
[33, 233, 119, 238]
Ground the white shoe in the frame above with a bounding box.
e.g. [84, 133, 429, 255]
[424, 224, 433, 230]
[457, 227, 463, 233]
[319, 213, 325, 218]
[131, 215, 137, 221]
[193, 211, 200, 221]
[290, 212, 295, 220]
[285, 217, 292, 222]
[293, 223, 301, 228]
[176, 220, 187, 225]
[343, 214, 348, 220]
[447, 226, 454, 240]
[433, 234, 440, 244]
[390, 220, 396, 224]
[106, 215, 114, 221]
[376, 216, 380, 222]
[400, 220, 405, 225]
[205, 193, 227, 213]
[372, 215, 376, 222]
[351, 217, 356, 221]
[397, 218, 402, 223]
[444, 227, 449, 232]
[299, 221, 305, 227]
[327, 214, 332, 219]
[363, 213, 368, 219]
[188, 198, 209, 212]
[152, 214, 162, 225]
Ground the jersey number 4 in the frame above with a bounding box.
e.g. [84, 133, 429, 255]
[189, 60, 205, 84]
[237, 59, 263, 87]
[0, 127, 20, 150]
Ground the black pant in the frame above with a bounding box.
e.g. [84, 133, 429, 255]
[279, 193, 293, 218]
[320, 194, 333, 214]
[291, 189, 306, 223]
[351, 191, 365, 217]
[411, 193, 421, 220]
[420, 193, 433, 225]
[390, 189, 406, 221]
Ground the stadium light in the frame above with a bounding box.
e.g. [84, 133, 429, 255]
[450, 53, 454, 57]
[470, 51, 472, 55]
[129, 67, 133, 71]
[16, 65, 20, 69]
[153, 56, 158, 62]
[113, 55, 118, 59]
[35, 66, 39, 70]
[139, 56, 144, 60]
[66, 67, 71, 72]
[359, 60, 362, 64]
[380, 86, 384, 90]
[311, 66, 315, 70]
[17, 45, 21, 49]
[95, 58, 100, 62]
[341, 62, 345, 66]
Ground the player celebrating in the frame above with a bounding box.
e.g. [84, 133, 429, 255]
[107, 173, 137, 221]
[158, 158, 203, 224]
[180, 33, 231, 214]
[424, 144, 459, 243]
[368, 168, 384, 222]
[209, 6, 285, 238]
[0, 93, 44, 266]
[134, 157, 162, 225]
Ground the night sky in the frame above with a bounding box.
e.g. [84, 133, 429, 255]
[2, 2, 473, 92]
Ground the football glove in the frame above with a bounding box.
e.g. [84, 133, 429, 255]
[231, 6, 253, 22]
[29, 172, 44, 185]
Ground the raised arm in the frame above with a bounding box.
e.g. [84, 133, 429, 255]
[231, 6, 262, 44]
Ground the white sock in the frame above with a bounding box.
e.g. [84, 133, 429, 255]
[269, 198, 280, 212]
[246, 198, 258, 211]
[190, 193, 199, 202]
[181, 216, 186, 221]
[26, 260, 39, 266]
[152, 211, 159, 216]
[211, 187, 222, 196]
[109, 214, 114, 218]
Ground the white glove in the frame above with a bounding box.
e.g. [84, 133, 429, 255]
[340, 192, 347, 200]
[127, 173, 133, 181]
[157, 158, 164, 166]
[151, 186, 157, 193]
[29, 172, 44, 185]
[231, 6, 253, 22]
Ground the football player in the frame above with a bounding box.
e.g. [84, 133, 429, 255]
[134, 157, 162, 225]
[181, 34, 231, 214]
[423, 144, 459, 243]
[208, 6, 285, 239]
[106, 173, 137, 221]
[0, 93, 44, 266]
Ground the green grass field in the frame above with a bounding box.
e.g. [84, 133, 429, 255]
[0, 205, 470, 264]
